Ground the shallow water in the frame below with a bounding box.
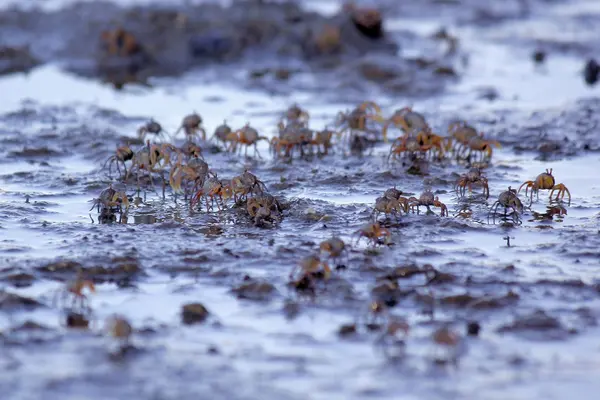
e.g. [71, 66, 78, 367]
[1, 1, 600, 399]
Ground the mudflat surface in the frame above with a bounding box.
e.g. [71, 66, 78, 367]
[0, 1, 599, 399]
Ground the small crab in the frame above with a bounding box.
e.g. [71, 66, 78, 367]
[319, 237, 348, 266]
[105, 315, 133, 346]
[383, 107, 429, 141]
[376, 316, 410, 359]
[169, 156, 214, 199]
[447, 121, 478, 154]
[227, 124, 269, 157]
[271, 125, 314, 158]
[312, 129, 335, 155]
[289, 255, 331, 290]
[230, 171, 267, 202]
[432, 326, 460, 365]
[518, 168, 571, 205]
[100, 28, 144, 57]
[455, 168, 489, 199]
[372, 196, 407, 221]
[137, 119, 168, 142]
[353, 222, 391, 246]
[210, 120, 232, 147]
[90, 184, 130, 214]
[488, 186, 524, 223]
[531, 204, 568, 221]
[463, 133, 501, 162]
[388, 136, 443, 162]
[408, 191, 448, 216]
[336, 101, 386, 142]
[53, 274, 96, 314]
[191, 176, 228, 211]
[175, 112, 206, 141]
[103, 145, 134, 177]
[246, 194, 283, 226]
[282, 104, 309, 127]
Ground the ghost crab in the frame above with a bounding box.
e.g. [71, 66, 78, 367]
[518, 168, 571, 205]
[169, 156, 215, 200]
[230, 171, 268, 202]
[460, 133, 501, 162]
[289, 255, 332, 291]
[408, 190, 448, 216]
[137, 119, 169, 142]
[246, 194, 283, 226]
[383, 107, 429, 141]
[488, 186, 524, 223]
[227, 123, 269, 157]
[319, 237, 348, 267]
[282, 104, 310, 127]
[353, 222, 392, 246]
[103, 145, 134, 177]
[53, 273, 96, 315]
[455, 168, 489, 199]
[336, 101, 386, 142]
[372, 196, 407, 221]
[90, 184, 130, 214]
[175, 112, 206, 141]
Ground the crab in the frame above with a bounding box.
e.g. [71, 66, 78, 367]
[105, 315, 133, 347]
[353, 222, 391, 246]
[462, 133, 501, 162]
[382, 188, 411, 210]
[455, 168, 489, 199]
[137, 119, 168, 142]
[432, 326, 460, 364]
[408, 190, 448, 216]
[372, 196, 407, 221]
[312, 129, 335, 155]
[518, 168, 571, 205]
[319, 237, 348, 266]
[53, 274, 96, 314]
[100, 28, 144, 57]
[169, 156, 214, 199]
[345, 3, 384, 39]
[103, 145, 134, 177]
[377, 316, 411, 359]
[210, 120, 232, 147]
[336, 101, 386, 142]
[175, 112, 206, 141]
[230, 171, 267, 202]
[488, 186, 524, 223]
[415, 129, 448, 159]
[191, 176, 228, 211]
[532, 204, 568, 221]
[180, 141, 204, 160]
[125, 142, 177, 190]
[227, 123, 269, 157]
[383, 107, 429, 141]
[271, 123, 314, 158]
[282, 104, 309, 127]
[246, 194, 283, 226]
[388, 135, 444, 162]
[447, 121, 478, 154]
[90, 184, 130, 214]
[289, 255, 332, 290]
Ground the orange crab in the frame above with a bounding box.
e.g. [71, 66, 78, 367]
[518, 168, 571, 205]
[336, 101, 386, 141]
[463, 133, 501, 161]
[353, 222, 392, 246]
[383, 107, 429, 141]
[227, 124, 269, 157]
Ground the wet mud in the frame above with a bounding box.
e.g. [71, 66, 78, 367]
[1, 0, 600, 400]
